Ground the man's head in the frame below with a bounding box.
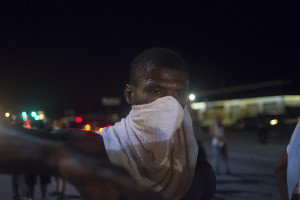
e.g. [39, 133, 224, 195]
[124, 48, 190, 108]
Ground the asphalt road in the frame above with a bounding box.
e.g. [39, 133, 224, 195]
[0, 174, 79, 200]
[0, 127, 292, 200]
[202, 127, 291, 200]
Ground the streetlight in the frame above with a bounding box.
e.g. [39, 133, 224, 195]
[5, 112, 10, 118]
[31, 111, 37, 117]
[22, 111, 27, 117]
[22, 111, 28, 121]
[189, 93, 196, 101]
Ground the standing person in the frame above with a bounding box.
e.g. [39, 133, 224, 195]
[257, 113, 268, 144]
[209, 115, 230, 174]
[50, 118, 66, 198]
[274, 120, 300, 200]
[8, 119, 24, 200]
[25, 119, 51, 200]
[0, 47, 216, 200]
[188, 103, 207, 161]
[11, 174, 20, 200]
[9, 116, 31, 200]
[25, 173, 51, 200]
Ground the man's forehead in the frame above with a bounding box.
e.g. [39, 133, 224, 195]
[143, 66, 188, 80]
[140, 67, 189, 89]
[144, 79, 188, 90]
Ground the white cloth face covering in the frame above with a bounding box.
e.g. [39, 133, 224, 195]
[97, 96, 198, 200]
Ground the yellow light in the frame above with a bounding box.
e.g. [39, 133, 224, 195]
[85, 124, 91, 131]
[270, 119, 278, 125]
[39, 114, 45, 120]
[189, 94, 196, 101]
[5, 112, 10, 118]
[99, 127, 103, 132]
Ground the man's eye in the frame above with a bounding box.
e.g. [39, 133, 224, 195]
[151, 89, 161, 94]
[176, 91, 187, 97]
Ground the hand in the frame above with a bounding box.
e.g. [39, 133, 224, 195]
[57, 148, 164, 200]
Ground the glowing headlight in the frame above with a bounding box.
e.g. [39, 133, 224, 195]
[85, 124, 91, 131]
[270, 119, 278, 125]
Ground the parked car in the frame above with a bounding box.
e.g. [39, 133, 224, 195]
[233, 114, 285, 130]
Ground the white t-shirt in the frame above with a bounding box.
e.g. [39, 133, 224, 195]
[287, 120, 300, 198]
[211, 121, 225, 147]
[287, 121, 300, 154]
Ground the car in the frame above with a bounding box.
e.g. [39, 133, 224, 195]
[233, 114, 285, 130]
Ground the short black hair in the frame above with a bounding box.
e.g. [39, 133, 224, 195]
[129, 47, 190, 86]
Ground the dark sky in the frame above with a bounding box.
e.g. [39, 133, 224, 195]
[0, 1, 299, 114]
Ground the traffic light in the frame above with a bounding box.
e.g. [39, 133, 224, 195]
[31, 111, 37, 117]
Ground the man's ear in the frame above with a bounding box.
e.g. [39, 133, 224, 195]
[124, 84, 133, 105]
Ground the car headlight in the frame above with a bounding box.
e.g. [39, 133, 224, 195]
[270, 119, 278, 125]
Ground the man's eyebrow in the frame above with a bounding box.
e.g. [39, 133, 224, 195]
[145, 83, 165, 88]
[145, 79, 188, 89]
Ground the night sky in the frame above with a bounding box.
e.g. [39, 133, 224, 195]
[0, 1, 299, 115]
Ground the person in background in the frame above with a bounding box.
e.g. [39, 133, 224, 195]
[187, 103, 207, 161]
[257, 113, 268, 144]
[8, 115, 30, 200]
[25, 119, 52, 200]
[50, 118, 66, 198]
[274, 120, 300, 200]
[209, 115, 230, 174]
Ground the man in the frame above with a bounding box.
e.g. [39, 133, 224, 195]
[274, 120, 300, 200]
[0, 48, 216, 199]
[209, 115, 230, 174]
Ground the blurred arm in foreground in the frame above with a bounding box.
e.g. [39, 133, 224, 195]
[0, 124, 162, 200]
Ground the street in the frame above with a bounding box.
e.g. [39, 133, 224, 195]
[202, 128, 291, 200]
[0, 128, 292, 200]
[0, 175, 79, 200]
